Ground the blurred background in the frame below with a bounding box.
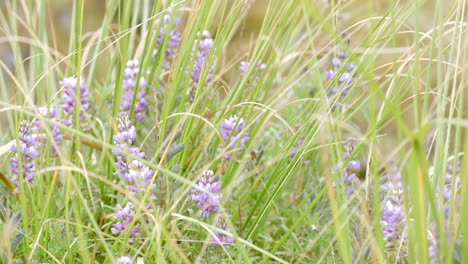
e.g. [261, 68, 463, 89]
[0, 0, 466, 151]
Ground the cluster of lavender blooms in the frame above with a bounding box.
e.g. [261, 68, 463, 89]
[116, 256, 132, 264]
[191, 170, 222, 217]
[332, 160, 360, 194]
[110, 113, 157, 246]
[331, 141, 361, 194]
[112, 113, 155, 198]
[111, 203, 140, 240]
[323, 36, 357, 108]
[380, 166, 408, 258]
[155, 13, 181, 67]
[189, 30, 215, 84]
[239, 60, 266, 80]
[210, 219, 234, 246]
[381, 188, 407, 256]
[33, 107, 62, 154]
[187, 30, 215, 101]
[60, 77, 90, 127]
[120, 60, 149, 121]
[220, 116, 249, 161]
[191, 170, 233, 246]
[10, 121, 39, 193]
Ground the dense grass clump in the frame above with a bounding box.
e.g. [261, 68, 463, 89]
[0, 0, 467, 263]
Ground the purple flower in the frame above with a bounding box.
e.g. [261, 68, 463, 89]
[332, 160, 360, 194]
[381, 189, 407, 255]
[116, 256, 133, 264]
[120, 60, 149, 121]
[239, 60, 266, 80]
[10, 121, 39, 193]
[126, 160, 155, 198]
[111, 203, 140, 239]
[210, 220, 234, 246]
[112, 113, 155, 198]
[323, 41, 358, 110]
[60, 77, 90, 127]
[33, 107, 62, 154]
[188, 30, 215, 84]
[191, 170, 222, 217]
[112, 113, 141, 158]
[155, 13, 181, 65]
[324, 70, 335, 80]
[331, 57, 342, 67]
[219, 116, 249, 160]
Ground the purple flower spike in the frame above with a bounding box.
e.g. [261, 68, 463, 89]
[155, 13, 181, 65]
[112, 113, 155, 198]
[10, 121, 39, 193]
[191, 170, 222, 217]
[120, 60, 149, 121]
[189, 30, 215, 84]
[113, 113, 139, 156]
[61, 77, 90, 127]
[219, 116, 249, 161]
[210, 220, 234, 246]
[381, 189, 407, 255]
[111, 203, 140, 239]
[116, 256, 133, 264]
[126, 160, 155, 198]
[332, 160, 360, 194]
[186, 30, 216, 101]
[331, 141, 361, 194]
[322, 37, 358, 110]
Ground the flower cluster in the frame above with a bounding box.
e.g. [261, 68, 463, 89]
[331, 140, 361, 193]
[116, 256, 133, 264]
[155, 13, 181, 66]
[191, 169, 234, 246]
[381, 188, 407, 256]
[189, 30, 215, 84]
[120, 60, 149, 121]
[191, 170, 222, 217]
[10, 121, 39, 193]
[61, 77, 90, 127]
[125, 160, 155, 198]
[210, 219, 234, 246]
[33, 107, 62, 154]
[220, 116, 249, 160]
[239, 60, 266, 80]
[112, 112, 142, 159]
[323, 36, 357, 109]
[332, 160, 360, 194]
[112, 113, 155, 198]
[111, 203, 140, 240]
